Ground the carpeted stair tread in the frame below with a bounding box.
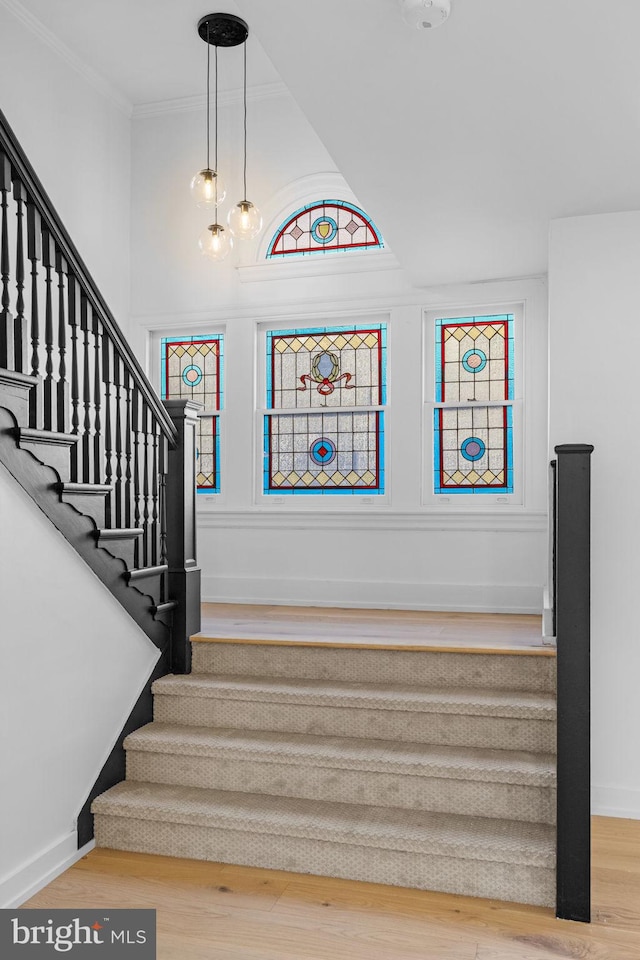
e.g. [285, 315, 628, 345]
[92, 781, 554, 866]
[152, 673, 555, 719]
[125, 722, 555, 786]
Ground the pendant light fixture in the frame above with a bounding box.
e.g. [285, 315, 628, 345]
[227, 39, 263, 240]
[191, 18, 226, 207]
[194, 15, 236, 262]
[192, 13, 262, 262]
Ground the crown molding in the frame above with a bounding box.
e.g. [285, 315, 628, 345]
[130, 276, 546, 331]
[132, 81, 291, 119]
[131, 293, 422, 331]
[0, 0, 132, 116]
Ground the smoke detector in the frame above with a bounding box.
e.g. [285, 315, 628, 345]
[400, 0, 451, 30]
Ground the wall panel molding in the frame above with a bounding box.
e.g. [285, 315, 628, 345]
[202, 574, 543, 615]
[197, 509, 547, 534]
[0, 834, 95, 909]
[592, 786, 640, 820]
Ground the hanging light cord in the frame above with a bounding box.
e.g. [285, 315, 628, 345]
[214, 44, 219, 173]
[206, 23, 210, 170]
[214, 43, 219, 214]
[243, 40, 248, 201]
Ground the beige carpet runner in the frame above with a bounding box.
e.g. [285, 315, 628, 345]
[92, 641, 556, 906]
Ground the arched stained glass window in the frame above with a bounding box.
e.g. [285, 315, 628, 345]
[267, 200, 383, 258]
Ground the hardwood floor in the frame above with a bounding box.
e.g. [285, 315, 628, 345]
[197, 603, 552, 655]
[24, 817, 640, 959]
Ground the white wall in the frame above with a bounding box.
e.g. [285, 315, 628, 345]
[549, 210, 640, 817]
[131, 95, 549, 613]
[0, 464, 159, 907]
[0, 2, 132, 325]
[130, 90, 339, 319]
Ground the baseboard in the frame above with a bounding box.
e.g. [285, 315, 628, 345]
[202, 575, 543, 614]
[592, 785, 640, 820]
[0, 833, 95, 908]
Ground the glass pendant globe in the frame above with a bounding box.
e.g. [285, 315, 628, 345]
[190, 168, 226, 207]
[199, 223, 232, 262]
[227, 200, 263, 240]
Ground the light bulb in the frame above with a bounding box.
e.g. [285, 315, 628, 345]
[198, 223, 232, 262]
[227, 200, 263, 240]
[190, 168, 226, 206]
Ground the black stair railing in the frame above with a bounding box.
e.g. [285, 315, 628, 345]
[0, 108, 199, 672]
[553, 443, 594, 923]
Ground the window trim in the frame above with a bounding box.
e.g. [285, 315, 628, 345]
[422, 302, 525, 508]
[156, 327, 227, 501]
[256, 317, 391, 507]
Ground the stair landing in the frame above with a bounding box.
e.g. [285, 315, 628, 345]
[196, 603, 553, 655]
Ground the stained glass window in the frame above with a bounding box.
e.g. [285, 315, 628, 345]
[267, 201, 383, 258]
[161, 335, 223, 494]
[264, 325, 387, 495]
[433, 315, 514, 494]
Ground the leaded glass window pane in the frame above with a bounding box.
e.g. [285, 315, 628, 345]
[433, 315, 514, 495]
[161, 335, 223, 494]
[267, 327, 386, 409]
[435, 315, 514, 403]
[267, 201, 383, 258]
[264, 324, 386, 496]
[265, 412, 384, 495]
[434, 406, 513, 494]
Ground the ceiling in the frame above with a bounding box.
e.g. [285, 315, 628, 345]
[13, 0, 281, 100]
[12, 0, 640, 285]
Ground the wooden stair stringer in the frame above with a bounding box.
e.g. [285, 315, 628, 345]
[0, 400, 173, 845]
[0, 405, 169, 649]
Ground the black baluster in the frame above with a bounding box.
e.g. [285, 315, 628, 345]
[13, 179, 27, 373]
[124, 367, 133, 529]
[92, 313, 104, 485]
[102, 334, 113, 526]
[55, 250, 69, 433]
[142, 401, 150, 567]
[159, 433, 168, 604]
[151, 419, 159, 566]
[26, 200, 42, 427]
[80, 296, 94, 483]
[68, 275, 81, 481]
[132, 387, 142, 557]
[113, 350, 123, 527]
[0, 150, 13, 371]
[42, 230, 55, 430]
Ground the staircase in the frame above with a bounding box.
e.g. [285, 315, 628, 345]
[0, 107, 201, 845]
[92, 638, 557, 907]
[1, 106, 591, 919]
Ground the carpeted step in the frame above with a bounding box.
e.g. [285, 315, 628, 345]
[125, 722, 556, 824]
[191, 642, 555, 693]
[152, 674, 556, 753]
[92, 781, 555, 907]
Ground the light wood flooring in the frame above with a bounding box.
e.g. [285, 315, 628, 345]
[197, 603, 553, 655]
[24, 817, 640, 959]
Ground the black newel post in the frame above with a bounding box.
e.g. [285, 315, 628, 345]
[164, 399, 202, 674]
[555, 442, 594, 923]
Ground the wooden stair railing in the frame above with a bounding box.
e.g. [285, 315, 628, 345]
[553, 443, 594, 922]
[0, 107, 201, 843]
